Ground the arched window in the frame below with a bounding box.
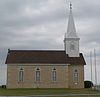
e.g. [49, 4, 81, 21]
[73, 69, 78, 84]
[36, 68, 40, 81]
[19, 68, 24, 82]
[52, 67, 57, 81]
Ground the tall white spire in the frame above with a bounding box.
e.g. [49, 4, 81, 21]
[66, 3, 78, 38]
[64, 3, 80, 57]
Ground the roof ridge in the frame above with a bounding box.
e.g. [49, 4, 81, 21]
[9, 50, 65, 52]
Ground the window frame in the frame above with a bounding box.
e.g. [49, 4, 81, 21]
[18, 68, 24, 82]
[73, 69, 79, 84]
[35, 67, 41, 82]
[52, 67, 57, 82]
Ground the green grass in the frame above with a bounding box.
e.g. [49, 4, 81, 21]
[49, 96, 100, 97]
[0, 88, 99, 96]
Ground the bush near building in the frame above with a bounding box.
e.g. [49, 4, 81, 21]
[84, 81, 93, 88]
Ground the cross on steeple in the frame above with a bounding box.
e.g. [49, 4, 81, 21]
[70, 2, 72, 10]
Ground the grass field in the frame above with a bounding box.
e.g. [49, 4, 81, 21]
[47, 96, 100, 97]
[0, 88, 100, 96]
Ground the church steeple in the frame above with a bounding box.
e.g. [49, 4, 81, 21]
[64, 3, 80, 57]
[66, 3, 78, 38]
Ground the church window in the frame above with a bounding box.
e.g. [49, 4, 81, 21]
[52, 67, 57, 81]
[73, 69, 78, 84]
[36, 68, 41, 81]
[19, 68, 24, 82]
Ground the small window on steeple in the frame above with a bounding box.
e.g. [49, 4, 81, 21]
[70, 44, 75, 50]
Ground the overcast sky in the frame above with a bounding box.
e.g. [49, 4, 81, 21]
[0, 0, 100, 85]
